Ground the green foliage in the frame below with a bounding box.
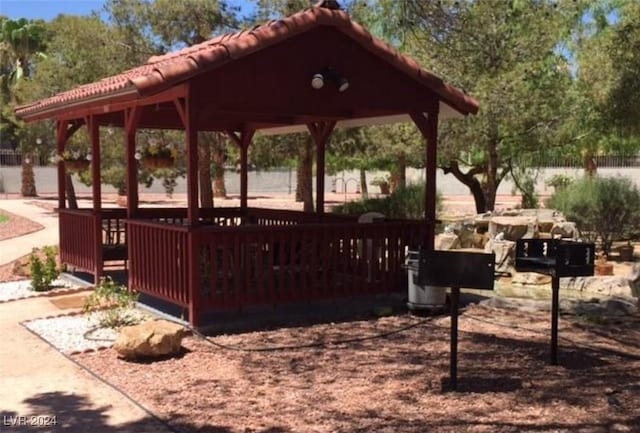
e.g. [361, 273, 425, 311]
[0, 213, 8, 224]
[547, 176, 640, 253]
[29, 246, 59, 292]
[332, 184, 441, 220]
[83, 277, 140, 329]
[545, 174, 573, 192]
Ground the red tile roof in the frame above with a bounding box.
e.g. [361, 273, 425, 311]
[16, 4, 478, 120]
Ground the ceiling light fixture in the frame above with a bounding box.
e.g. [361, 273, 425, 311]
[310, 67, 349, 92]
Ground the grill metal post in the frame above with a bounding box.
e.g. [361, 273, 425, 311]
[450, 287, 460, 390]
[551, 275, 560, 365]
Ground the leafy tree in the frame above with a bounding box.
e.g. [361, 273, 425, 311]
[396, 0, 585, 212]
[606, 1, 640, 136]
[105, 0, 239, 207]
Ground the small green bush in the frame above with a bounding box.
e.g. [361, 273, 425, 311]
[83, 277, 140, 329]
[332, 184, 441, 219]
[546, 175, 640, 253]
[30, 246, 60, 292]
[545, 174, 573, 192]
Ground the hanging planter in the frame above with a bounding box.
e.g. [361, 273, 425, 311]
[140, 155, 175, 170]
[64, 159, 91, 173]
[56, 151, 91, 173]
[136, 138, 177, 171]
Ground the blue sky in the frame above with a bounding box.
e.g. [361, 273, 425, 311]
[0, 0, 254, 21]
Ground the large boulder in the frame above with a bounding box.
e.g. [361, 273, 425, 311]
[113, 319, 188, 360]
[435, 232, 460, 250]
[550, 221, 578, 239]
[560, 276, 637, 299]
[488, 216, 536, 241]
[485, 238, 517, 274]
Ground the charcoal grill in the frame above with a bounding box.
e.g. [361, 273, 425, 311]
[418, 250, 495, 391]
[515, 239, 595, 365]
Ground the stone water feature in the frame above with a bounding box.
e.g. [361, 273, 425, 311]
[436, 208, 639, 303]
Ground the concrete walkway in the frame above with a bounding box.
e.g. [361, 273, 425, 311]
[0, 200, 59, 266]
[0, 294, 173, 432]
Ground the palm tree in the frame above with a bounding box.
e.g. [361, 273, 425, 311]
[0, 17, 47, 197]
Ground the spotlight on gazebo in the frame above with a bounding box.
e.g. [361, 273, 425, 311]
[311, 73, 325, 89]
[311, 67, 349, 92]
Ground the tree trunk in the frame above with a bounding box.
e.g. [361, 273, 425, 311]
[443, 161, 488, 214]
[198, 133, 214, 208]
[482, 135, 498, 210]
[20, 156, 37, 197]
[583, 150, 597, 176]
[359, 168, 368, 199]
[296, 137, 314, 212]
[389, 153, 407, 192]
[65, 174, 78, 209]
[212, 134, 226, 198]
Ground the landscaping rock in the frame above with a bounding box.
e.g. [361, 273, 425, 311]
[560, 276, 635, 298]
[485, 238, 516, 274]
[512, 272, 552, 286]
[113, 319, 188, 360]
[436, 233, 460, 250]
[488, 216, 534, 241]
[550, 221, 578, 239]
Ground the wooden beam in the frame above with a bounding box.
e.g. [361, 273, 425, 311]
[125, 107, 141, 218]
[173, 97, 188, 128]
[185, 87, 199, 225]
[226, 128, 255, 211]
[410, 111, 439, 251]
[307, 121, 336, 215]
[86, 115, 103, 282]
[55, 120, 69, 210]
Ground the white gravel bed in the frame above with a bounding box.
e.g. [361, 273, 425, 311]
[24, 310, 149, 354]
[0, 278, 74, 302]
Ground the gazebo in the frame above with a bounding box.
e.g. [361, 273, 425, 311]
[16, 1, 478, 326]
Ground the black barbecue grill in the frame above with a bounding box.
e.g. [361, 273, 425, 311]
[515, 239, 595, 277]
[515, 238, 595, 366]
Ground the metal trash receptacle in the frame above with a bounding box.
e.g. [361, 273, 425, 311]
[406, 250, 447, 309]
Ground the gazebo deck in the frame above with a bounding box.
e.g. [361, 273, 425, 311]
[60, 207, 425, 323]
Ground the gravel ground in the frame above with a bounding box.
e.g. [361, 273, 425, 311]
[24, 309, 149, 353]
[0, 278, 74, 302]
[0, 208, 43, 241]
[74, 305, 640, 433]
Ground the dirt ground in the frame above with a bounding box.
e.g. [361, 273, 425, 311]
[74, 305, 640, 433]
[0, 208, 43, 241]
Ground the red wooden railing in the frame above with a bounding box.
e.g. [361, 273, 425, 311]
[195, 220, 425, 312]
[128, 219, 191, 307]
[59, 209, 99, 273]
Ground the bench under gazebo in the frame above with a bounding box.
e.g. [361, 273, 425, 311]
[16, 1, 478, 326]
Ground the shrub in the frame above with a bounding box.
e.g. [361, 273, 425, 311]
[332, 184, 442, 219]
[83, 277, 140, 329]
[545, 174, 573, 192]
[30, 246, 60, 292]
[546, 175, 640, 253]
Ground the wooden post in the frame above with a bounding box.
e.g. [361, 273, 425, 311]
[410, 111, 439, 251]
[125, 107, 140, 219]
[86, 116, 103, 283]
[307, 121, 336, 216]
[182, 96, 199, 226]
[55, 120, 69, 210]
[226, 129, 255, 213]
[550, 275, 560, 365]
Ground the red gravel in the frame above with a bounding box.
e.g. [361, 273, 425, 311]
[0, 208, 43, 241]
[74, 305, 640, 433]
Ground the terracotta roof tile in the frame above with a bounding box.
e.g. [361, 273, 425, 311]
[16, 4, 479, 119]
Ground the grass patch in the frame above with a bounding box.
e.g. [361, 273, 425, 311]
[0, 212, 9, 224]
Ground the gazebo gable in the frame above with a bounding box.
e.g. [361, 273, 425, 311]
[15, 3, 477, 126]
[188, 25, 441, 131]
